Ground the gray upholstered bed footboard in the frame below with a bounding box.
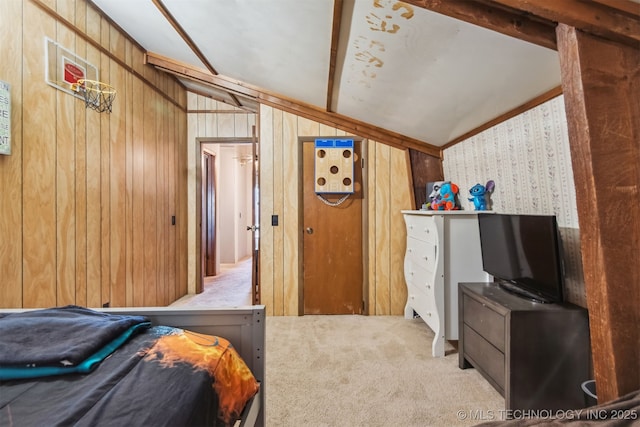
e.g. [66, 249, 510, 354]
[0, 305, 266, 427]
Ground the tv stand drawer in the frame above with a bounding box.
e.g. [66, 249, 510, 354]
[462, 294, 505, 352]
[462, 324, 505, 394]
[459, 282, 591, 411]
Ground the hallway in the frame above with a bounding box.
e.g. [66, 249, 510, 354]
[170, 257, 252, 307]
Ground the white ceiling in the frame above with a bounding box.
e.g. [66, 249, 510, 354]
[91, 0, 562, 148]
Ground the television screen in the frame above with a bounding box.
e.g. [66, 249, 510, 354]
[478, 213, 564, 303]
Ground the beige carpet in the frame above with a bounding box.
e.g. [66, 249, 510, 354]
[170, 261, 505, 425]
[170, 258, 252, 307]
[266, 315, 504, 427]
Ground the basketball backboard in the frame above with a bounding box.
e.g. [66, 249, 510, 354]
[45, 37, 98, 100]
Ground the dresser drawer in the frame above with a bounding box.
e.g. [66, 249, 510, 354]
[463, 294, 505, 352]
[405, 257, 436, 291]
[463, 324, 505, 394]
[406, 284, 437, 325]
[404, 215, 438, 244]
[406, 236, 437, 272]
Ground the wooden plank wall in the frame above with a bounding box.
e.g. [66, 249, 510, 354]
[259, 104, 413, 316]
[0, 0, 188, 309]
[368, 143, 414, 315]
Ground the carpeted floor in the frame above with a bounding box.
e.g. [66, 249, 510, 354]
[266, 315, 505, 427]
[170, 257, 252, 307]
[171, 261, 505, 426]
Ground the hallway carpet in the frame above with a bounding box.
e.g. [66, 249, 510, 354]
[170, 257, 252, 307]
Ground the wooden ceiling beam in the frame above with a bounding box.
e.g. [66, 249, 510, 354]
[557, 22, 640, 403]
[151, 0, 218, 75]
[403, 0, 557, 50]
[256, 93, 441, 156]
[326, 0, 343, 112]
[151, 0, 242, 108]
[145, 52, 441, 157]
[490, 0, 640, 47]
[443, 85, 563, 149]
[593, 0, 640, 17]
[146, 52, 260, 97]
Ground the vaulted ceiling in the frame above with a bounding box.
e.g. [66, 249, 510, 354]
[89, 0, 639, 156]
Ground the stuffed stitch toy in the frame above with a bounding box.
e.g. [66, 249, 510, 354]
[468, 180, 495, 211]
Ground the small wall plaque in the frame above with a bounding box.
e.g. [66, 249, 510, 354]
[0, 80, 10, 156]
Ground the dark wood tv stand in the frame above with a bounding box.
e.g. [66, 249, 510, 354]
[458, 282, 591, 410]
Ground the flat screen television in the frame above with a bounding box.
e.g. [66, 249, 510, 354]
[477, 213, 565, 304]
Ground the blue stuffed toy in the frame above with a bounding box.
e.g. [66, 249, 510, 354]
[431, 182, 460, 210]
[468, 180, 495, 211]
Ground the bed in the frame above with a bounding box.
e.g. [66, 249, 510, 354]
[0, 305, 265, 427]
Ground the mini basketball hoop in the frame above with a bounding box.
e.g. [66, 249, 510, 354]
[72, 79, 116, 113]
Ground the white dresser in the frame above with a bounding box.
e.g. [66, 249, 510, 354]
[402, 210, 490, 357]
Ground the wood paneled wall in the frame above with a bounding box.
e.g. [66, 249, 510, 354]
[0, 0, 188, 309]
[367, 143, 414, 315]
[258, 104, 414, 316]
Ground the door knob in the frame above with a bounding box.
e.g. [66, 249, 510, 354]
[306, 227, 314, 234]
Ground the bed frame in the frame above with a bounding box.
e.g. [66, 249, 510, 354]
[1, 305, 266, 427]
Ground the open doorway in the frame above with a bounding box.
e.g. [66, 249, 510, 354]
[192, 138, 259, 307]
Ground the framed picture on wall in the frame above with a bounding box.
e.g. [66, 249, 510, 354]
[0, 80, 10, 156]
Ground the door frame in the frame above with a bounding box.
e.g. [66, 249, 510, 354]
[202, 150, 217, 278]
[195, 137, 258, 298]
[298, 136, 369, 315]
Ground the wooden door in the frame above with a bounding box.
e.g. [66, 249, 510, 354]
[251, 130, 260, 305]
[303, 140, 363, 314]
[203, 152, 216, 277]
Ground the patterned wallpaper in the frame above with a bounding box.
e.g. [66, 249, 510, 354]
[443, 95, 586, 306]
